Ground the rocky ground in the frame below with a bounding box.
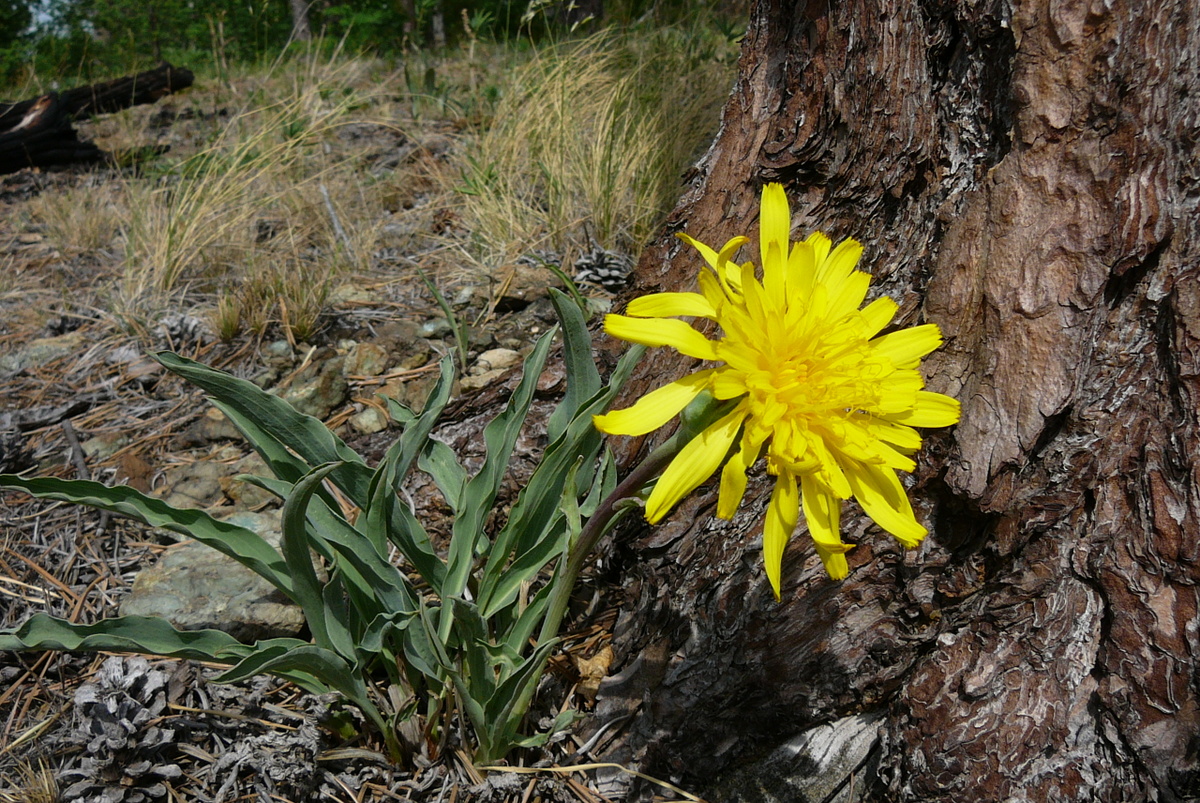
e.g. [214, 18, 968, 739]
[0, 93, 648, 802]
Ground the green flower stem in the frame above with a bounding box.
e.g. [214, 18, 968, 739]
[537, 433, 678, 646]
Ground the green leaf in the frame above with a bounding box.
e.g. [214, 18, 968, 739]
[362, 471, 444, 593]
[508, 709, 583, 749]
[378, 355, 456, 487]
[418, 438, 467, 514]
[304, 506, 417, 617]
[472, 639, 559, 764]
[580, 449, 616, 519]
[365, 357, 455, 584]
[214, 643, 385, 728]
[280, 462, 355, 659]
[443, 328, 556, 607]
[0, 475, 293, 599]
[503, 580, 553, 656]
[153, 352, 374, 507]
[0, 613, 245, 660]
[477, 343, 644, 616]
[546, 288, 602, 443]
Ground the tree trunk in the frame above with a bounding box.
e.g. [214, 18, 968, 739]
[590, 0, 1200, 800]
[289, 0, 312, 42]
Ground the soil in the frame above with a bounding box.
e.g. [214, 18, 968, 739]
[0, 94, 642, 802]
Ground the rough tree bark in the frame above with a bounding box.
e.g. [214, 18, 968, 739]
[590, 0, 1200, 800]
[288, 0, 312, 42]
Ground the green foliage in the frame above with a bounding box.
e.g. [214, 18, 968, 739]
[0, 0, 31, 48]
[0, 0, 744, 92]
[0, 289, 644, 765]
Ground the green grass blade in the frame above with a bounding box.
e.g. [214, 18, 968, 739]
[0, 475, 293, 599]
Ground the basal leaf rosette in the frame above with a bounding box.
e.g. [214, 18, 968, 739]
[594, 183, 960, 598]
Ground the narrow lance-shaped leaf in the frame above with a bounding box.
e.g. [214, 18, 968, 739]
[448, 597, 495, 701]
[0, 475, 293, 599]
[442, 327, 557, 614]
[365, 356, 455, 583]
[0, 613, 246, 660]
[546, 287, 602, 442]
[154, 352, 374, 507]
[213, 643, 387, 734]
[479, 458, 582, 621]
[477, 344, 644, 616]
[280, 462, 357, 660]
[418, 438, 467, 514]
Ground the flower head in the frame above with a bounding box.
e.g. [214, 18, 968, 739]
[594, 183, 960, 597]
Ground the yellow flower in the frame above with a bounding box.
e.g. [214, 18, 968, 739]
[594, 183, 960, 598]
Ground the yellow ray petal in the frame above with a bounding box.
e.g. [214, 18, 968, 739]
[593, 370, 716, 436]
[717, 424, 767, 519]
[845, 461, 927, 547]
[645, 407, 746, 524]
[604, 315, 719, 361]
[676, 232, 720, 269]
[886, 391, 962, 428]
[698, 270, 728, 311]
[816, 238, 863, 292]
[805, 231, 832, 265]
[763, 469, 800, 599]
[759, 183, 791, 273]
[787, 239, 817, 299]
[860, 296, 898, 337]
[763, 240, 786, 301]
[871, 324, 944, 369]
[860, 417, 923, 451]
[873, 369, 924, 414]
[711, 368, 748, 400]
[827, 270, 872, 320]
[626, 292, 717, 320]
[801, 474, 850, 580]
[717, 237, 750, 263]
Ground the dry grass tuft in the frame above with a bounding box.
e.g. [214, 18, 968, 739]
[454, 29, 733, 266]
[24, 179, 125, 255]
[0, 759, 57, 803]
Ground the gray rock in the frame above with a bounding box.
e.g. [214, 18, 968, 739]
[0, 331, 88, 373]
[261, 340, 295, 368]
[180, 407, 243, 446]
[452, 284, 478, 307]
[460, 367, 507, 391]
[328, 284, 373, 305]
[494, 262, 563, 311]
[418, 318, 453, 339]
[277, 349, 347, 419]
[343, 342, 389, 377]
[220, 452, 278, 508]
[349, 406, 389, 434]
[469, 348, 521, 375]
[120, 510, 304, 642]
[82, 433, 130, 462]
[152, 454, 234, 510]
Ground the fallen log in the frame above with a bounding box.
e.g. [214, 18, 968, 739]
[0, 62, 193, 175]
